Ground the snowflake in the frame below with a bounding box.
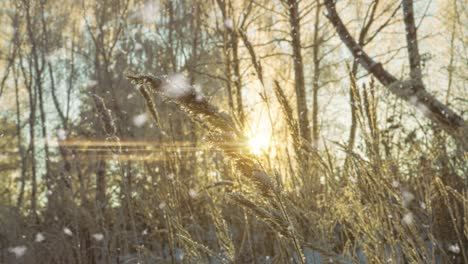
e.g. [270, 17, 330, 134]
[295, 186, 301, 196]
[402, 191, 414, 207]
[63, 227, 73, 236]
[135, 42, 143, 51]
[86, 80, 98, 88]
[139, 1, 160, 23]
[420, 202, 426, 209]
[56, 129, 67, 140]
[247, 28, 256, 38]
[92, 233, 104, 241]
[448, 243, 460, 254]
[162, 73, 195, 99]
[416, 104, 430, 117]
[193, 84, 204, 102]
[208, 171, 218, 178]
[402, 212, 414, 225]
[224, 19, 233, 29]
[188, 189, 198, 199]
[133, 113, 148, 127]
[8, 246, 27, 258]
[167, 173, 175, 180]
[35, 232, 45, 242]
[320, 176, 326, 185]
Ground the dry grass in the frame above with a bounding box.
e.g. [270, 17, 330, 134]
[0, 71, 465, 264]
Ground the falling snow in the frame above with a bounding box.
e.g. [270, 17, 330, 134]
[224, 19, 233, 29]
[320, 176, 326, 185]
[57, 129, 67, 140]
[162, 73, 196, 99]
[86, 80, 98, 88]
[401, 191, 414, 207]
[448, 243, 460, 254]
[35, 232, 46, 242]
[92, 233, 104, 241]
[8, 246, 27, 258]
[133, 113, 148, 127]
[138, 1, 160, 23]
[167, 173, 175, 180]
[193, 84, 204, 102]
[402, 212, 414, 225]
[0, 1, 464, 262]
[420, 202, 426, 210]
[63, 227, 73, 236]
[188, 189, 198, 199]
[135, 42, 143, 51]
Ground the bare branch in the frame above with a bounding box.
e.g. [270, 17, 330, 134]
[402, 0, 422, 81]
[324, 0, 467, 150]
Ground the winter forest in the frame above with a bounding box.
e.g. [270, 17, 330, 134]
[0, 0, 466, 263]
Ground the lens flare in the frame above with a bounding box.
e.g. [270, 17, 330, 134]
[248, 134, 269, 155]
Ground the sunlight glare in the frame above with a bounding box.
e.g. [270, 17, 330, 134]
[248, 134, 269, 155]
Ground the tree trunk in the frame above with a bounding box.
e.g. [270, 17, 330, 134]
[288, 0, 311, 143]
[311, 0, 322, 148]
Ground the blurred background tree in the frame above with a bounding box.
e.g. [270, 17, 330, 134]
[0, 0, 466, 263]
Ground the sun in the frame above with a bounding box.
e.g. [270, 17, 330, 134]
[248, 134, 270, 155]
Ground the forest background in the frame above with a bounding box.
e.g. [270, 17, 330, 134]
[0, 0, 466, 263]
